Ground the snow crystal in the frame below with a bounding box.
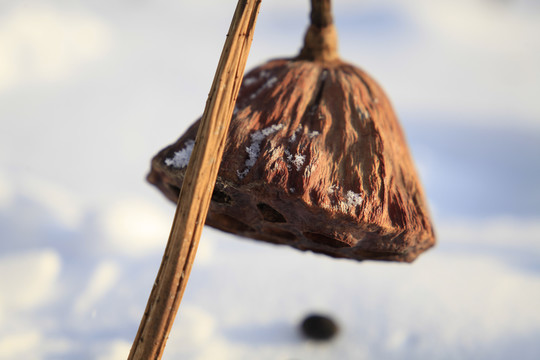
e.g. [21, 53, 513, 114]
[243, 77, 258, 87]
[289, 126, 320, 143]
[164, 140, 195, 169]
[237, 169, 249, 179]
[260, 124, 282, 137]
[289, 153, 305, 171]
[264, 76, 278, 87]
[284, 149, 305, 171]
[328, 186, 363, 209]
[346, 190, 363, 207]
[237, 124, 284, 179]
[242, 69, 271, 88]
[289, 126, 302, 143]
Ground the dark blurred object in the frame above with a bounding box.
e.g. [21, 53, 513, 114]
[300, 313, 339, 341]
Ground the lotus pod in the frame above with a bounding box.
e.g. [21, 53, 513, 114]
[147, 1, 435, 262]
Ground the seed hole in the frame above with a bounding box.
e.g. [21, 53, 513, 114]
[168, 184, 180, 197]
[212, 213, 255, 233]
[211, 188, 232, 205]
[303, 232, 351, 248]
[257, 203, 286, 223]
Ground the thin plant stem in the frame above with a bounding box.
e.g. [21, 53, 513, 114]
[127, 1, 262, 359]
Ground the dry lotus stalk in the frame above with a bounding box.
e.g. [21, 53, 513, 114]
[148, 0, 435, 262]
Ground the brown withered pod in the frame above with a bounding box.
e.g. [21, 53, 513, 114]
[148, 0, 435, 262]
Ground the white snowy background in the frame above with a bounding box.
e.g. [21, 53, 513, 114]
[1, 0, 540, 359]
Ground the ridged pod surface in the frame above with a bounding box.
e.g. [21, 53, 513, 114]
[148, 55, 435, 262]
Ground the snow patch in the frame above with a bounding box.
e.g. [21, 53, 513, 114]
[288, 153, 305, 171]
[0, 249, 61, 310]
[249, 76, 278, 100]
[242, 76, 258, 87]
[0, 5, 112, 91]
[284, 149, 305, 171]
[96, 340, 131, 360]
[167, 304, 216, 348]
[99, 198, 171, 256]
[243, 78, 257, 87]
[0, 173, 13, 209]
[74, 261, 121, 315]
[17, 176, 84, 229]
[328, 184, 339, 194]
[0, 331, 42, 359]
[308, 130, 320, 138]
[289, 126, 302, 143]
[327, 186, 363, 209]
[289, 126, 320, 143]
[165, 139, 195, 169]
[237, 124, 284, 179]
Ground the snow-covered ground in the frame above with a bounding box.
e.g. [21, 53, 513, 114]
[1, 0, 540, 359]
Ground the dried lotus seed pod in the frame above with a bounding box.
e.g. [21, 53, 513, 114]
[147, 0, 435, 262]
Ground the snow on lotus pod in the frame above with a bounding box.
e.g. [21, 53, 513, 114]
[147, 1, 435, 262]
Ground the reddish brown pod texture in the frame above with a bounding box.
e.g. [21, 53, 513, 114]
[148, 11, 435, 262]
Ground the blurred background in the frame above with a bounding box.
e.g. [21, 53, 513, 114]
[1, 0, 539, 359]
